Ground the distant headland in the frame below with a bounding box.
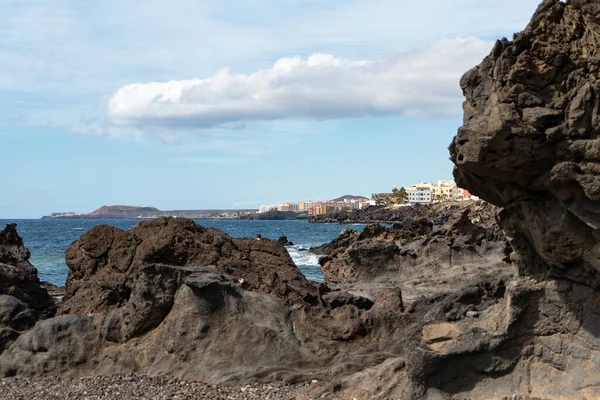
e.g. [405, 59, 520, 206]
[42, 205, 257, 220]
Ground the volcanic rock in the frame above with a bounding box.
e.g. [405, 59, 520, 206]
[2, 219, 405, 386]
[432, 0, 600, 398]
[276, 235, 294, 246]
[311, 228, 360, 256]
[59, 217, 322, 315]
[0, 224, 54, 315]
[450, 0, 600, 287]
[309, 203, 453, 225]
[316, 201, 515, 303]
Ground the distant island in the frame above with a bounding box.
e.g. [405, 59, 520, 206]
[43, 205, 258, 220]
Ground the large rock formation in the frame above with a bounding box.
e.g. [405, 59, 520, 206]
[450, 0, 600, 287]
[316, 201, 515, 303]
[1, 219, 417, 387]
[59, 217, 322, 315]
[0, 224, 54, 314]
[437, 0, 600, 398]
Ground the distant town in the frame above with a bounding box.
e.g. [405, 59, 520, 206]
[258, 179, 478, 216]
[45, 180, 477, 220]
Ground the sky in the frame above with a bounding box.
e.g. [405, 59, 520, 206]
[1, 0, 543, 218]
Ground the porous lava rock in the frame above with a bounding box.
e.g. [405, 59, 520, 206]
[0, 224, 54, 314]
[316, 201, 515, 303]
[2, 219, 399, 387]
[450, 0, 600, 287]
[59, 217, 323, 315]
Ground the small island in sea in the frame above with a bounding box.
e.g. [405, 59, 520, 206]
[43, 205, 258, 220]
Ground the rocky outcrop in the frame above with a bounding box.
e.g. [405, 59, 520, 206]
[0, 224, 54, 315]
[276, 235, 294, 246]
[4, 217, 525, 397]
[309, 203, 455, 224]
[2, 219, 404, 386]
[430, 0, 600, 398]
[450, 0, 600, 288]
[59, 217, 322, 315]
[316, 202, 515, 303]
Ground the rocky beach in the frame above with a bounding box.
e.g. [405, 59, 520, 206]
[3, 0, 600, 399]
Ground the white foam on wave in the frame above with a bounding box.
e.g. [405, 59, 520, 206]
[286, 245, 319, 266]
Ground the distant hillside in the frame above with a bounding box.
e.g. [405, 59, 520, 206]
[329, 195, 368, 202]
[43, 205, 258, 219]
[90, 205, 160, 217]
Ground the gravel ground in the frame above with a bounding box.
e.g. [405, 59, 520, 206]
[0, 375, 311, 400]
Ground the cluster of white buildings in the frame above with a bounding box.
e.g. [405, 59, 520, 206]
[407, 180, 476, 204]
[258, 197, 369, 215]
[258, 182, 476, 214]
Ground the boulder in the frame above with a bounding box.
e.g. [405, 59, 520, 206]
[0, 296, 37, 332]
[0, 295, 37, 353]
[59, 217, 323, 315]
[0, 224, 54, 315]
[276, 235, 294, 246]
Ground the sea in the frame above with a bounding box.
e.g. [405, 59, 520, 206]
[0, 219, 365, 286]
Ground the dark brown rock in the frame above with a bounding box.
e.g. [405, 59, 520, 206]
[59, 218, 322, 315]
[431, 0, 600, 398]
[450, 0, 600, 288]
[0, 224, 54, 314]
[311, 228, 360, 256]
[317, 201, 515, 304]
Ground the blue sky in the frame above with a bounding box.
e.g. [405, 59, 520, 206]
[1, 0, 542, 218]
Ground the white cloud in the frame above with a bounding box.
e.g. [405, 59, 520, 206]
[107, 38, 492, 129]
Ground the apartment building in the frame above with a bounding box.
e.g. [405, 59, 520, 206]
[407, 183, 434, 204]
[407, 180, 467, 204]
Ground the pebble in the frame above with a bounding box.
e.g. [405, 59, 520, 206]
[0, 375, 309, 400]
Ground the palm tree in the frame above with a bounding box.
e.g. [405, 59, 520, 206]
[399, 187, 407, 203]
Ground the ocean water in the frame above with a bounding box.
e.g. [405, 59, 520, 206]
[0, 219, 365, 286]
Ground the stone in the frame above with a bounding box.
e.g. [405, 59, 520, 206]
[59, 218, 324, 316]
[450, 0, 600, 289]
[314, 201, 515, 303]
[0, 295, 37, 332]
[0, 224, 54, 315]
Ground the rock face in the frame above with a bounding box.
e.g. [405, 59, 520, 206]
[316, 201, 514, 302]
[60, 217, 322, 315]
[3, 219, 411, 386]
[0, 224, 54, 314]
[450, 0, 600, 287]
[440, 0, 600, 398]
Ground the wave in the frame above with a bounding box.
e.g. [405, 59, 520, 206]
[286, 245, 320, 267]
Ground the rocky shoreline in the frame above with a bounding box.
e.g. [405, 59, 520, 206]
[307, 203, 458, 225]
[4, 0, 600, 398]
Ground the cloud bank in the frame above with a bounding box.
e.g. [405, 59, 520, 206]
[107, 38, 493, 129]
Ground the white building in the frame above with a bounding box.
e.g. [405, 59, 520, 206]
[407, 183, 433, 204]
